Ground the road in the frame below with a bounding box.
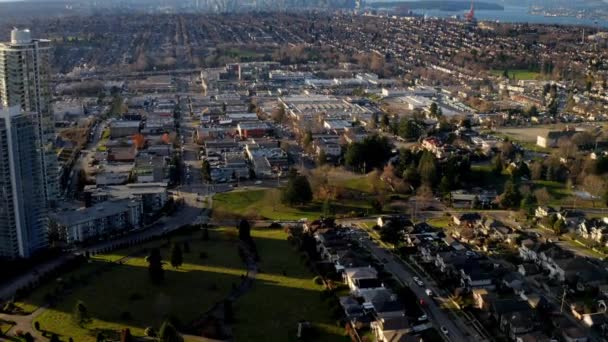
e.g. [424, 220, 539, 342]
[357, 233, 486, 342]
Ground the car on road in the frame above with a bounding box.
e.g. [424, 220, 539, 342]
[254, 180, 262, 185]
[413, 277, 424, 286]
[417, 314, 428, 322]
[425, 289, 433, 296]
[440, 326, 449, 335]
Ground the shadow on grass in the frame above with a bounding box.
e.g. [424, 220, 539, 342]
[16, 230, 346, 342]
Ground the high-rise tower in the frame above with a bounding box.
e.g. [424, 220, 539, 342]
[0, 28, 58, 207]
[0, 106, 49, 258]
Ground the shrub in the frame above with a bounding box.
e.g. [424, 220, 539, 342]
[313, 276, 324, 285]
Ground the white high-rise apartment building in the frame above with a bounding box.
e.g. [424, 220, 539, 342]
[0, 28, 57, 207]
[0, 106, 49, 258]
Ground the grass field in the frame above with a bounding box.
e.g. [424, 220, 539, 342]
[427, 216, 453, 228]
[22, 229, 244, 342]
[233, 229, 347, 342]
[212, 188, 372, 221]
[490, 69, 541, 80]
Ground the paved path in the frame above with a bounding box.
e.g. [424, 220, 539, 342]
[0, 307, 47, 340]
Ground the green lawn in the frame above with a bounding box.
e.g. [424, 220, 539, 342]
[24, 229, 244, 342]
[339, 174, 377, 193]
[490, 69, 541, 80]
[212, 189, 371, 221]
[427, 216, 453, 228]
[233, 229, 347, 342]
[0, 320, 14, 335]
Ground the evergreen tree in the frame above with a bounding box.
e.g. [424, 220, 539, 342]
[439, 175, 452, 196]
[492, 155, 504, 176]
[159, 320, 183, 342]
[238, 219, 251, 241]
[73, 300, 89, 326]
[146, 248, 164, 284]
[418, 151, 438, 186]
[281, 175, 313, 205]
[499, 180, 522, 209]
[170, 243, 183, 268]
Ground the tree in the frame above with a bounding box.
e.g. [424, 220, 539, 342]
[398, 118, 421, 141]
[403, 164, 420, 187]
[344, 134, 392, 172]
[492, 155, 504, 176]
[159, 320, 183, 342]
[380, 222, 402, 245]
[50, 335, 60, 342]
[146, 248, 164, 284]
[429, 102, 438, 117]
[322, 198, 332, 217]
[303, 130, 313, 148]
[530, 161, 544, 180]
[34, 321, 40, 331]
[271, 106, 286, 123]
[170, 243, 183, 269]
[73, 300, 89, 326]
[499, 180, 522, 209]
[583, 174, 606, 207]
[553, 219, 566, 235]
[526, 105, 539, 118]
[520, 193, 537, 214]
[238, 219, 251, 241]
[317, 149, 327, 165]
[201, 160, 211, 182]
[534, 188, 551, 206]
[281, 175, 313, 206]
[439, 175, 452, 196]
[417, 151, 438, 186]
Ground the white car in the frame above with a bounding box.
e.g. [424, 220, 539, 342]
[418, 314, 428, 322]
[425, 289, 433, 296]
[413, 277, 424, 286]
[254, 180, 262, 185]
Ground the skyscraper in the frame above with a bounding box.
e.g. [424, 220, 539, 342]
[0, 106, 49, 259]
[0, 28, 58, 207]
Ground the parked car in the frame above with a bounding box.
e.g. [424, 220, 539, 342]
[440, 326, 449, 335]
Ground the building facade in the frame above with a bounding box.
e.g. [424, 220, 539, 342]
[0, 106, 48, 258]
[0, 28, 57, 206]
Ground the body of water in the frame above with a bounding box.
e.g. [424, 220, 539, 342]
[414, 5, 608, 27]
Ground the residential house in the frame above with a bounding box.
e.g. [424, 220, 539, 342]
[344, 267, 383, 296]
[535, 206, 556, 218]
[372, 317, 411, 342]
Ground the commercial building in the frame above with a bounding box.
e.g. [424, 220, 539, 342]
[109, 120, 141, 138]
[0, 28, 57, 205]
[0, 106, 48, 258]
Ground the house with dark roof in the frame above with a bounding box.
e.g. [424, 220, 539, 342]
[344, 267, 383, 296]
[372, 317, 412, 342]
